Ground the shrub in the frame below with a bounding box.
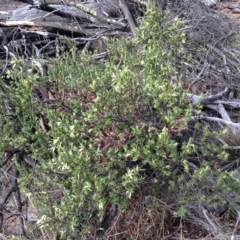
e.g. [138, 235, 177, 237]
[0, 2, 238, 239]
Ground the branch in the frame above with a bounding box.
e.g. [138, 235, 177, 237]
[72, 2, 125, 27]
[120, 0, 138, 36]
[231, 211, 240, 240]
[201, 206, 219, 234]
[187, 87, 230, 105]
[216, 137, 240, 150]
[0, 20, 93, 35]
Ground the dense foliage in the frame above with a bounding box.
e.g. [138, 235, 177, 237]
[1, 3, 240, 239]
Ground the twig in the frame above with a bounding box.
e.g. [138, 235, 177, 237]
[201, 206, 218, 234]
[231, 210, 240, 240]
[216, 137, 240, 150]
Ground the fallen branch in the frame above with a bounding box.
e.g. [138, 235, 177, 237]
[119, 0, 138, 36]
[0, 21, 93, 35]
[187, 87, 230, 105]
[72, 2, 126, 27]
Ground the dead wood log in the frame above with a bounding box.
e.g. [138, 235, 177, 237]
[0, 20, 94, 35]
